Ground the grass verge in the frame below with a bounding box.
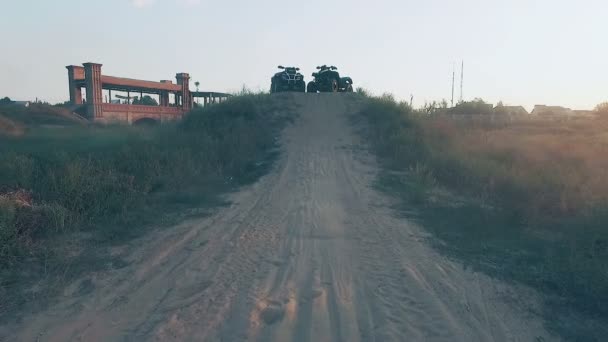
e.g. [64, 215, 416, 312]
[355, 93, 608, 341]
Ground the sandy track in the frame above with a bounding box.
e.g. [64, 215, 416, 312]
[7, 94, 554, 341]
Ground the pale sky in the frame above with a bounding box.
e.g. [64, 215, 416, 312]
[0, 0, 606, 110]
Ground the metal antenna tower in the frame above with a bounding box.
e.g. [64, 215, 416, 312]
[460, 60, 464, 103]
[451, 64, 455, 107]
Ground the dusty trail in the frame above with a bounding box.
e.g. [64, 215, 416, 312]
[7, 94, 553, 341]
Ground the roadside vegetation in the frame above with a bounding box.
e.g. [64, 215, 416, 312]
[0, 93, 290, 316]
[0, 102, 84, 136]
[355, 92, 608, 340]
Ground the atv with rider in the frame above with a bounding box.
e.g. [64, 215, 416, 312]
[307, 65, 353, 93]
[270, 66, 306, 93]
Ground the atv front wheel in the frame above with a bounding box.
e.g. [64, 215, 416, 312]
[345, 84, 353, 92]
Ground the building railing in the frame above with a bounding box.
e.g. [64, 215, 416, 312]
[101, 103, 184, 115]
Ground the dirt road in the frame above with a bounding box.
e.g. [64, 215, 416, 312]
[9, 94, 554, 341]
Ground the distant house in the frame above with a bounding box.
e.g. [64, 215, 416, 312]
[494, 105, 528, 116]
[531, 105, 575, 116]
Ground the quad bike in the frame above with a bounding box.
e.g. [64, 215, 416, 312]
[270, 66, 306, 93]
[306, 65, 353, 93]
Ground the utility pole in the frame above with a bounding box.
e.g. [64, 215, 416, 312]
[460, 60, 464, 103]
[451, 65, 455, 107]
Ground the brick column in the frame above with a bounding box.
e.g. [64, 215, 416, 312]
[159, 80, 172, 107]
[66, 65, 84, 105]
[176, 73, 192, 112]
[83, 63, 103, 119]
[159, 92, 168, 106]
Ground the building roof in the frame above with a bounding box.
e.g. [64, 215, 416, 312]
[493, 105, 528, 115]
[101, 76, 182, 93]
[532, 105, 574, 115]
[534, 105, 571, 110]
[503, 106, 528, 112]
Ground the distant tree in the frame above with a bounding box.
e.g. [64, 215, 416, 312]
[53, 100, 71, 107]
[494, 101, 506, 115]
[0, 97, 12, 105]
[594, 102, 608, 116]
[132, 95, 158, 106]
[423, 101, 438, 115]
[450, 98, 493, 115]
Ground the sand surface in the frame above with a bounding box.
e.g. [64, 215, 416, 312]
[7, 94, 555, 341]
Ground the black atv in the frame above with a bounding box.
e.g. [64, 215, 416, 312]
[307, 65, 353, 93]
[270, 66, 306, 93]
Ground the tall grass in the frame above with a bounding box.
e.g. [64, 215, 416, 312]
[0, 93, 289, 269]
[356, 93, 608, 340]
